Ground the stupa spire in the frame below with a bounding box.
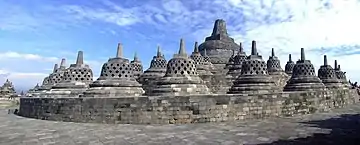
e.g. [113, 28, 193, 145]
[334, 60, 338, 70]
[60, 58, 66, 68]
[323, 55, 328, 65]
[251, 40, 257, 55]
[116, 43, 123, 58]
[157, 45, 162, 57]
[193, 42, 199, 53]
[178, 38, 187, 56]
[133, 52, 138, 61]
[300, 48, 305, 61]
[271, 48, 275, 57]
[53, 64, 58, 73]
[211, 19, 228, 36]
[76, 51, 83, 65]
[288, 54, 292, 62]
[239, 42, 244, 53]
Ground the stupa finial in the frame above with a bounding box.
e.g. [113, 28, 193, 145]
[334, 60, 338, 70]
[157, 45, 162, 57]
[60, 58, 66, 67]
[193, 42, 199, 53]
[288, 54, 292, 61]
[323, 55, 328, 65]
[76, 51, 83, 65]
[178, 38, 187, 55]
[53, 64, 58, 73]
[300, 48, 305, 61]
[271, 48, 275, 57]
[251, 40, 257, 55]
[116, 43, 123, 58]
[211, 19, 228, 36]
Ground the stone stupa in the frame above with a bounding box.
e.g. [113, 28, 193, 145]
[198, 19, 240, 73]
[138, 46, 167, 94]
[84, 43, 145, 97]
[283, 48, 326, 92]
[228, 41, 279, 94]
[149, 39, 210, 96]
[47, 51, 93, 98]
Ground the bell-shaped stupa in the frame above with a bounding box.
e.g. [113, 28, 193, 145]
[228, 41, 279, 94]
[138, 46, 167, 94]
[85, 43, 144, 97]
[283, 48, 326, 91]
[149, 39, 210, 96]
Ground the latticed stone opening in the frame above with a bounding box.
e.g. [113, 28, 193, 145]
[63, 67, 93, 81]
[190, 54, 205, 65]
[131, 63, 143, 72]
[42, 77, 50, 85]
[318, 66, 336, 79]
[292, 63, 316, 76]
[50, 73, 64, 84]
[150, 58, 167, 68]
[241, 59, 268, 75]
[233, 55, 246, 64]
[285, 63, 295, 72]
[267, 59, 281, 69]
[166, 58, 198, 76]
[336, 71, 346, 79]
[100, 62, 134, 78]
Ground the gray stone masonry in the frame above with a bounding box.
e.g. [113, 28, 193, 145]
[139, 46, 167, 94]
[19, 88, 359, 125]
[84, 43, 144, 97]
[228, 40, 280, 95]
[284, 48, 326, 92]
[198, 19, 240, 70]
[266, 48, 290, 89]
[149, 39, 210, 96]
[47, 51, 93, 98]
[318, 55, 345, 89]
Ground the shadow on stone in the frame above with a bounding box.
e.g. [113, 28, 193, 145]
[257, 114, 360, 145]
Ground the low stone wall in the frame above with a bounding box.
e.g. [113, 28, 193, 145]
[19, 89, 359, 124]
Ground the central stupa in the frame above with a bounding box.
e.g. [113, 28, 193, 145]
[198, 19, 240, 72]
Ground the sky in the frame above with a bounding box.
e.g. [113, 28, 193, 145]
[1, 0, 360, 92]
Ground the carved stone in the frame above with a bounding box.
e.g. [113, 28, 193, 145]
[138, 46, 167, 94]
[318, 55, 344, 89]
[84, 43, 144, 97]
[284, 48, 326, 91]
[334, 60, 350, 88]
[198, 19, 240, 73]
[130, 52, 143, 80]
[285, 54, 295, 75]
[149, 39, 210, 96]
[228, 41, 279, 94]
[266, 48, 289, 88]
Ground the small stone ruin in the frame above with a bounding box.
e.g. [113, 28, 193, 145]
[20, 19, 359, 125]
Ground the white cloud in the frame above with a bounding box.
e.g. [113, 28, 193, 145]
[0, 51, 58, 62]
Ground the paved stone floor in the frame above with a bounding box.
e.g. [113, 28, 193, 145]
[1, 105, 360, 145]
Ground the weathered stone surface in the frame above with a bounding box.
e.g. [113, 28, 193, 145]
[228, 41, 279, 94]
[47, 51, 93, 98]
[0, 79, 16, 98]
[266, 48, 290, 88]
[285, 54, 295, 75]
[149, 39, 210, 96]
[318, 55, 344, 89]
[130, 52, 143, 80]
[334, 60, 351, 88]
[198, 19, 240, 71]
[84, 43, 144, 97]
[19, 88, 359, 125]
[226, 43, 246, 80]
[139, 46, 167, 94]
[284, 48, 326, 92]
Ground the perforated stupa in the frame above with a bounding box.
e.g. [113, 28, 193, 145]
[334, 60, 350, 88]
[130, 52, 143, 80]
[228, 41, 279, 94]
[49, 51, 93, 97]
[85, 43, 144, 97]
[285, 54, 295, 75]
[317, 55, 344, 89]
[138, 46, 167, 94]
[284, 48, 326, 91]
[149, 39, 210, 96]
[226, 43, 247, 79]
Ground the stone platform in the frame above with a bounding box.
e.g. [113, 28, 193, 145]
[19, 89, 359, 124]
[1, 103, 360, 144]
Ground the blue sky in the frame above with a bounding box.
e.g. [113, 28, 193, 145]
[1, 0, 360, 91]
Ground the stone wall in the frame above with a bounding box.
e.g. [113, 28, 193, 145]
[19, 89, 359, 124]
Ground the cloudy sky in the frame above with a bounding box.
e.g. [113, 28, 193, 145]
[1, 0, 360, 91]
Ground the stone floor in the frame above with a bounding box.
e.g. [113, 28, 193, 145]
[1, 105, 360, 145]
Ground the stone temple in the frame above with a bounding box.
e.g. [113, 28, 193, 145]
[20, 19, 358, 125]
